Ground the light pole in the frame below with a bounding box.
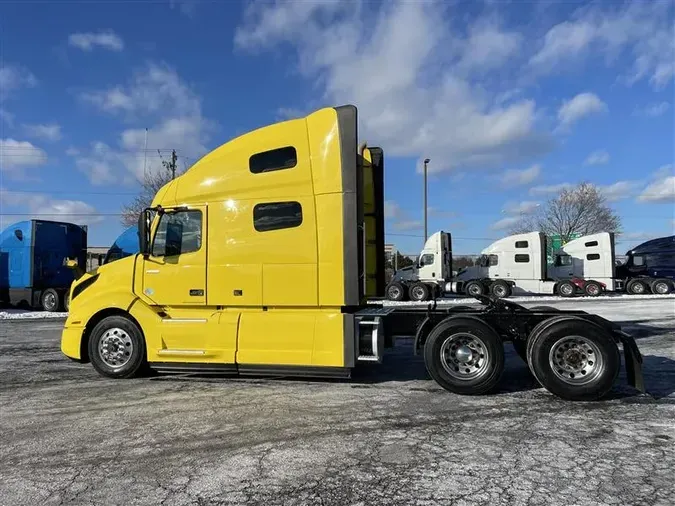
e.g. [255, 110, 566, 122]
[423, 158, 430, 243]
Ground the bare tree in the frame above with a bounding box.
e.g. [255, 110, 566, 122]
[120, 153, 182, 227]
[509, 182, 622, 242]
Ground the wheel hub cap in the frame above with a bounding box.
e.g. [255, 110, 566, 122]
[440, 333, 490, 381]
[549, 335, 604, 385]
[99, 328, 133, 368]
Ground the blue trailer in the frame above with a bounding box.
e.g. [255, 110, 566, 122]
[103, 225, 139, 264]
[616, 235, 675, 294]
[0, 219, 87, 311]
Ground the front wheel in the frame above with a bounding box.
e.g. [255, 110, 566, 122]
[40, 288, 60, 312]
[88, 315, 147, 379]
[526, 318, 620, 401]
[557, 281, 576, 297]
[424, 317, 504, 395]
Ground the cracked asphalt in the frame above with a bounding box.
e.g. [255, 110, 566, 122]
[1, 298, 674, 506]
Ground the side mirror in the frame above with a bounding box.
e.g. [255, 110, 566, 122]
[138, 209, 153, 256]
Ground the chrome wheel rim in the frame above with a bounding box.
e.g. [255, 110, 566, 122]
[43, 292, 56, 310]
[586, 284, 599, 296]
[411, 286, 426, 300]
[388, 286, 402, 299]
[631, 282, 645, 294]
[98, 328, 134, 368]
[549, 335, 604, 385]
[468, 284, 481, 296]
[494, 285, 506, 297]
[560, 284, 573, 296]
[654, 282, 669, 294]
[440, 332, 490, 381]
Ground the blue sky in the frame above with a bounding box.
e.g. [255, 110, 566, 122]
[0, 0, 673, 255]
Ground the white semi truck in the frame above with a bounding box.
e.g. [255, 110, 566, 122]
[385, 231, 620, 301]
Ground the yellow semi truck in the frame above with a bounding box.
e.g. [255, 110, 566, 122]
[61, 104, 644, 401]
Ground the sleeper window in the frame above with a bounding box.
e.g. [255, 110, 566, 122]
[254, 201, 303, 232]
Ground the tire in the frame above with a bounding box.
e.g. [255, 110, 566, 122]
[526, 318, 620, 401]
[88, 315, 147, 379]
[584, 280, 602, 297]
[650, 278, 672, 295]
[386, 282, 406, 301]
[40, 288, 60, 312]
[423, 317, 504, 395]
[557, 281, 576, 297]
[490, 280, 511, 298]
[626, 279, 647, 295]
[464, 281, 484, 297]
[63, 291, 70, 312]
[409, 282, 430, 302]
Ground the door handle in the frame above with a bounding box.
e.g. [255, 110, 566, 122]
[146, 269, 159, 274]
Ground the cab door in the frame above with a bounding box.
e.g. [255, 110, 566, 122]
[142, 206, 206, 306]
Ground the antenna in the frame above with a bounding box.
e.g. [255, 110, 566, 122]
[143, 128, 148, 180]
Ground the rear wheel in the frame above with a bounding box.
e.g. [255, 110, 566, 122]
[424, 318, 504, 395]
[464, 281, 484, 297]
[63, 291, 70, 312]
[40, 288, 59, 312]
[409, 282, 430, 302]
[584, 280, 602, 297]
[88, 315, 147, 379]
[557, 281, 576, 297]
[386, 282, 406, 301]
[626, 279, 647, 295]
[490, 280, 511, 298]
[650, 278, 672, 295]
[526, 318, 620, 401]
[513, 306, 560, 363]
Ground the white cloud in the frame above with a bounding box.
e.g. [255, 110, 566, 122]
[598, 181, 639, 202]
[393, 220, 424, 232]
[22, 123, 62, 141]
[0, 139, 48, 179]
[500, 164, 540, 186]
[68, 30, 124, 51]
[0, 65, 37, 101]
[384, 200, 401, 219]
[0, 188, 102, 229]
[634, 102, 671, 118]
[584, 150, 609, 166]
[503, 200, 541, 215]
[75, 62, 213, 184]
[529, 1, 675, 90]
[529, 183, 573, 196]
[557, 92, 607, 128]
[491, 216, 521, 231]
[234, 0, 553, 174]
[637, 165, 675, 203]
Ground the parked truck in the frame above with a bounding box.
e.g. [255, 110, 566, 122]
[615, 235, 674, 295]
[103, 225, 139, 264]
[0, 219, 87, 311]
[60, 104, 644, 401]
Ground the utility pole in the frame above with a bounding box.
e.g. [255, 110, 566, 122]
[170, 149, 177, 180]
[423, 158, 430, 243]
[143, 128, 148, 180]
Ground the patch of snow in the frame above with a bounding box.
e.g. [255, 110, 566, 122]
[0, 309, 68, 320]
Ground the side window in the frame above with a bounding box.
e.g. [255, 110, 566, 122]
[489, 254, 498, 266]
[515, 254, 530, 263]
[249, 146, 297, 174]
[152, 210, 202, 257]
[587, 253, 600, 261]
[419, 254, 434, 266]
[515, 241, 528, 248]
[585, 240, 599, 247]
[632, 255, 645, 266]
[254, 201, 303, 232]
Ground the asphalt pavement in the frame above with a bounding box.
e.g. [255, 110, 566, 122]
[1, 298, 674, 506]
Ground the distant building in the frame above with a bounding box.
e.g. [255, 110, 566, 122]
[384, 243, 396, 265]
[86, 246, 108, 271]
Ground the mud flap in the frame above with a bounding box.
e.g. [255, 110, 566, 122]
[617, 330, 645, 394]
